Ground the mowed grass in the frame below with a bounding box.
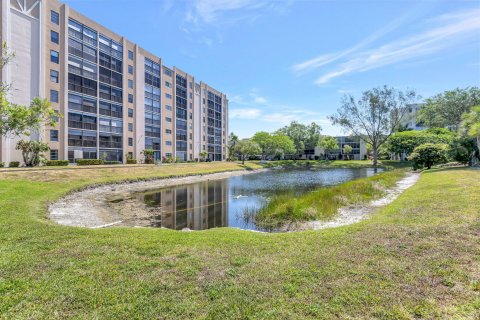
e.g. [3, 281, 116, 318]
[256, 169, 406, 227]
[0, 164, 479, 318]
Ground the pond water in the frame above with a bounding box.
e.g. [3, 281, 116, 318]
[111, 167, 381, 232]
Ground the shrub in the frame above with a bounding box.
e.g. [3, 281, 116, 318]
[408, 143, 449, 169]
[45, 160, 69, 166]
[9, 161, 20, 168]
[104, 161, 121, 165]
[0, 162, 4, 168]
[75, 159, 104, 166]
[126, 159, 137, 164]
[144, 158, 154, 164]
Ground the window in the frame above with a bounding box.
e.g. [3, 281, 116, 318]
[128, 108, 133, 117]
[50, 70, 59, 83]
[50, 130, 59, 142]
[128, 152, 133, 159]
[165, 129, 172, 134]
[166, 141, 172, 146]
[189, 92, 193, 99]
[165, 105, 172, 111]
[128, 79, 133, 89]
[128, 94, 133, 103]
[128, 137, 133, 146]
[50, 149, 59, 160]
[51, 31, 59, 44]
[128, 65, 133, 74]
[165, 81, 171, 88]
[128, 123, 133, 132]
[50, 90, 59, 103]
[166, 117, 172, 122]
[189, 102, 192, 109]
[50, 50, 59, 64]
[163, 67, 173, 77]
[128, 50, 133, 60]
[51, 11, 59, 25]
[165, 93, 172, 99]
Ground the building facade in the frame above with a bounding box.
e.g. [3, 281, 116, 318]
[0, 0, 228, 164]
[304, 136, 368, 160]
[399, 104, 426, 131]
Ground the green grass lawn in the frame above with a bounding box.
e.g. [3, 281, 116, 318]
[0, 163, 479, 319]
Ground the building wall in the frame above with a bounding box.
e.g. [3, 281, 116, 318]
[0, 0, 228, 164]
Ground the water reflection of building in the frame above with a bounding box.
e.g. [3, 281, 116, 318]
[140, 180, 228, 230]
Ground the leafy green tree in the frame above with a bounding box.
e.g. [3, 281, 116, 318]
[15, 140, 49, 167]
[0, 42, 59, 137]
[270, 133, 295, 159]
[343, 145, 353, 160]
[234, 139, 261, 164]
[386, 128, 455, 159]
[329, 86, 418, 170]
[276, 121, 322, 158]
[418, 87, 480, 130]
[141, 149, 155, 164]
[319, 136, 338, 159]
[460, 106, 480, 150]
[199, 151, 208, 162]
[407, 143, 449, 169]
[251, 131, 272, 159]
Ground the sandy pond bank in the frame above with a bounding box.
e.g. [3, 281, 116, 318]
[49, 169, 267, 228]
[49, 168, 420, 232]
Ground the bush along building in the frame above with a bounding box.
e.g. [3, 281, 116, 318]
[0, 0, 228, 164]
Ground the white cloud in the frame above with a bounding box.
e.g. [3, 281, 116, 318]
[293, 7, 480, 85]
[229, 108, 262, 119]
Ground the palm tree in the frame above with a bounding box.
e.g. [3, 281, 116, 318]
[460, 106, 480, 165]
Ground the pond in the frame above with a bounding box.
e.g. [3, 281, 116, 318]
[109, 167, 382, 232]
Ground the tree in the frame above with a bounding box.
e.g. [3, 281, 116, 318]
[459, 105, 480, 165]
[407, 143, 449, 169]
[251, 131, 272, 159]
[15, 140, 49, 167]
[343, 145, 353, 160]
[270, 133, 295, 159]
[199, 151, 208, 162]
[386, 128, 455, 159]
[418, 87, 480, 130]
[276, 121, 322, 158]
[319, 136, 339, 159]
[227, 132, 239, 160]
[0, 42, 59, 137]
[141, 149, 155, 164]
[234, 140, 261, 164]
[329, 86, 418, 170]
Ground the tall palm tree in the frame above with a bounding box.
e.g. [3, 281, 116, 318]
[460, 106, 480, 165]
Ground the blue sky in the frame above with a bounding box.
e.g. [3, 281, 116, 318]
[64, 0, 480, 138]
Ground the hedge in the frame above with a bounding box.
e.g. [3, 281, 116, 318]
[0, 162, 4, 168]
[45, 160, 69, 166]
[104, 161, 121, 165]
[9, 161, 20, 168]
[75, 159, 104, 166]
[126, 159, 137, 164]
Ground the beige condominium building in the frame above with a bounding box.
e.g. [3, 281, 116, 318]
[0, 0, 228, 164]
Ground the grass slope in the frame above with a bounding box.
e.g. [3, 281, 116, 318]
[0, 164, 479, 319]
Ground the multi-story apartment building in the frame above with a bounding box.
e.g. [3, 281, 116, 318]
[0, 0, 228, 164]
[398, 103, 426, 131]
[304, 136, 368, 160]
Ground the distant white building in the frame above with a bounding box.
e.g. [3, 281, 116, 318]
[399, 104, 426, 131]
[303, 136, 368, 160]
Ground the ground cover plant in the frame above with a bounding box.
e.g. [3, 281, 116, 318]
[0, 162, 479, 319]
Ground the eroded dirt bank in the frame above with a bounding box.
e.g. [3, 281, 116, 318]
[49, 169, 266, 228]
